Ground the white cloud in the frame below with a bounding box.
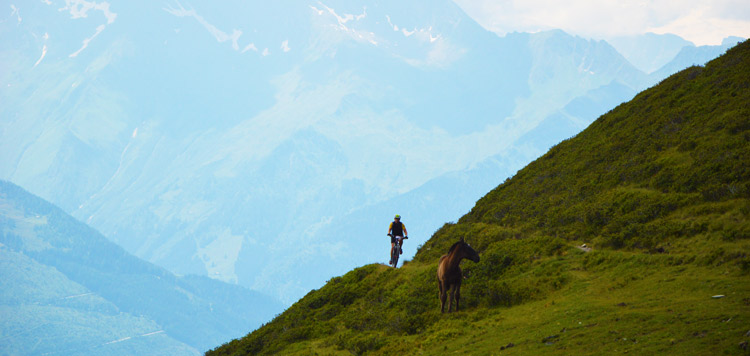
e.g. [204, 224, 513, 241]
[453, 0, 750, 45]
[281, 39, 291, 52]
[648, 6, 750, 45]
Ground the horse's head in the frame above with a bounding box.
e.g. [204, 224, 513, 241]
[456, 237, 480, 263]
[463, 242, 480, 263]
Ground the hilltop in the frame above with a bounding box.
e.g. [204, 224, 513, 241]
[206, 39, 750, 355]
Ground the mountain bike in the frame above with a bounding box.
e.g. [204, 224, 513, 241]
[388, 234, 407, 268]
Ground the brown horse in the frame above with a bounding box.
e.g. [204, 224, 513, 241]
[437, 238, 480, 313]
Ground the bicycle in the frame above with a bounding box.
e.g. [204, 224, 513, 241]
[388, 234, 408, 268]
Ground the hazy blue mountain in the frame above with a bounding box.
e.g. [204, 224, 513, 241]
[309, 147, 529, 268]
[608, 32, 694, 73]
[650, 36, 746, 79]
[0, 180, 283, 354]
[0, 1, 738, 305]
[0, 248, 199, 356]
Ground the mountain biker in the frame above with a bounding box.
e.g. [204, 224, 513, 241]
[387, 214, 408, 265]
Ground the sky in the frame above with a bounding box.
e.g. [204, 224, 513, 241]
[453, 0, 750, 46]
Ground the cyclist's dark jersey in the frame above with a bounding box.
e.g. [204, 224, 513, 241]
[389, 221, 405, 236]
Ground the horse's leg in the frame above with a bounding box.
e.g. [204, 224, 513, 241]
[438, 278, 445, 313]
[448, 285, 456, 313]
[455, 284, 461, 312]
[454, 268, 463, 312]
[439, 281, 447, 313]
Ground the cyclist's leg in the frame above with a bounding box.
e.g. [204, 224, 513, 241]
[395, 236, 403, 254]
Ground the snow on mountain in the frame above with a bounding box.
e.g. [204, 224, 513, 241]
[1, 0, 738, 304]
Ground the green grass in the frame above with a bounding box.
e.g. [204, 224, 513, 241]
[412, 245, 749, 356]
[208, 232, 749, 355]
[207, 40, 750, 356]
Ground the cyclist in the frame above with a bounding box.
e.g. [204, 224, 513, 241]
[387, 214, 408, 265]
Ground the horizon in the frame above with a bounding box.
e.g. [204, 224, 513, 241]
[454, 0, 750, 46]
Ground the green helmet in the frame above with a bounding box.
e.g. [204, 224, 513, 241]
[394, 214, 401, 219]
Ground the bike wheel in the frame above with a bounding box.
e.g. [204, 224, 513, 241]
[391, 245, 399, 267]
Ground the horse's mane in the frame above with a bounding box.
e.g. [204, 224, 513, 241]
[447, 240, 464, 254]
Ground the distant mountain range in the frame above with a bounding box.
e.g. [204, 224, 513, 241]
[609, 33, 747, 75]
[0, 0, 744, 305]
[608, 32, 694, 74]
[0, 180, 283, 355]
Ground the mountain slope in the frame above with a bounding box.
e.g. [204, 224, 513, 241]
[0, 1, 699, 305]
[0, 248, 198, 356]
[207, 40, 750, 355]
[0, 181, 284, 354]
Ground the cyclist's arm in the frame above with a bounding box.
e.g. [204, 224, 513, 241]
[403, 225, 408, 237]
[387, 222, 393, 235]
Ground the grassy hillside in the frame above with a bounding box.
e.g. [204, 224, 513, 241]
[207, 40, 750, 355]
